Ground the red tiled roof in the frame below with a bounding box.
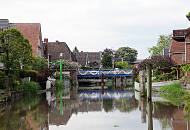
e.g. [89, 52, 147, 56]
[14, 23, 42, 56]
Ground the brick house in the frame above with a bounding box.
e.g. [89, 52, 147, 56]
[14, 23, 44, 57]
[0, 19, 44, 57]
[43, 38, 76, 62]
[170, 28, 190, 65]
[75, 51, 102, 68]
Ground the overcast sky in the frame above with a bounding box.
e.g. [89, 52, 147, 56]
[1, 0, 190, 58]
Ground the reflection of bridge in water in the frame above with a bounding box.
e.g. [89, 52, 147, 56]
[48, 90, 136, 126]
[77, 69, 133, 78]
[78, 90, 134, 100]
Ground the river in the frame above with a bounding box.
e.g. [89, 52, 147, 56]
[0, 88, 189, 130]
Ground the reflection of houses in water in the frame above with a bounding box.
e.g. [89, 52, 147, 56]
[0, 99, 49, 130]
[171, 109, 190, 130]
[49, 99, 80, 126]
[138, 99, 190, 130]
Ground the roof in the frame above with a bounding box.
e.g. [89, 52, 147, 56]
[46, 41, 74, 61]
[75, 52, 101, 67]
[0, 19, 9, 29]
[173, 28, 190, 41]
[13, 23, 42, 56]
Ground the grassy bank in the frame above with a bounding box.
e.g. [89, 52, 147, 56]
[159, 83, 190, 116]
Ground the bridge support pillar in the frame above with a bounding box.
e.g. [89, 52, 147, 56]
[101, 74, 105, 93]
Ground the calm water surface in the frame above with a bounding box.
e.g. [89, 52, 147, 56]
[0, 89, 189, 130]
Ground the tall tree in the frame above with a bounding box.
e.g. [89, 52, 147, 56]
[101, 48, 113, 68]
[149, 35, 171, 56]
[0, 29, 32, 75]
[115, 47, 138, 63]
[186, 12, 190, 21]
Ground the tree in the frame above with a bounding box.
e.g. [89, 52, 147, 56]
[0, 29, 32, 75]
[115, 61, 131, 69]
[186, 12, 190, 21]
[101, 48, 113, 68]
[73, 46, 79, 53]
[31, 56, 48, 71]
[149, 35, 171, 56]
[115, 47, 138, 63]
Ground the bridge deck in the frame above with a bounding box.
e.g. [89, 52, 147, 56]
[77, 69, 133, 78]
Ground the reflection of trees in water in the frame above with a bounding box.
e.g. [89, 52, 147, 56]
[103, 99, 113, 112]
[0, 95, 48, 130]
[114, 95, 138, 112]
[153, 102, 176, 130]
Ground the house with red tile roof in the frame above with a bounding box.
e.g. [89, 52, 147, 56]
[14, 23, 44, 57]
[0, 19, 44, 57]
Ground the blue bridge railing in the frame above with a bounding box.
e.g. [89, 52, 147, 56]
[77, 69, 133, 78]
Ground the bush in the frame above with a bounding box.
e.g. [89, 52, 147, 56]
[19, 70, 38, 81]
[31, 56, 48, 71]
[21, 80, 40, 93]
[153, 72, 176, 82]
[0, 71, 5, 89]
[36, 68, 50, 88]
[115, 61, 131, 69]
[181, 64, 190, 73]
[80, 66, 93, 70]
[55, 80, 64, 96]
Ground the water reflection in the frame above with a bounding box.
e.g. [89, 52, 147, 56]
[1, 90, 190, 130]
[148, 101, 153, 130]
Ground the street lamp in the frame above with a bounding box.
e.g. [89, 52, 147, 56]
[59, 53, 63, 81]
[59, 52, 64, 115]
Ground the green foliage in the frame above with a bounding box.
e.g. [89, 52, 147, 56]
[139, 56, 173, 70]
[55, 80, 63, 90]
[186, 12, 190, 17]
[51, 60, 79, 70]
[149, 35, 171, 56]
[80, 66, 93, 70]
[103, 99, 113, 112]
[181, 64, 190, 72]
[0, 29, 32, 75]
[153, 69, 176, 82]
[115, 47, 138, 63]
[55, 80, 64, 96]
[20, 80, 40, 93]
[182, 93, 190, 120]
[160, 83, 184, 106]
[101, 48, 113, 68]
[31, 56, 47, 71]
[0, 71, 5, 89]
[19, 70, 38, 81]
[115, 61, 131, 69]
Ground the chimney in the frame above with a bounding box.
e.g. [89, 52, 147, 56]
[44, 38, 48, 43]
[43, 38, 48, 58]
